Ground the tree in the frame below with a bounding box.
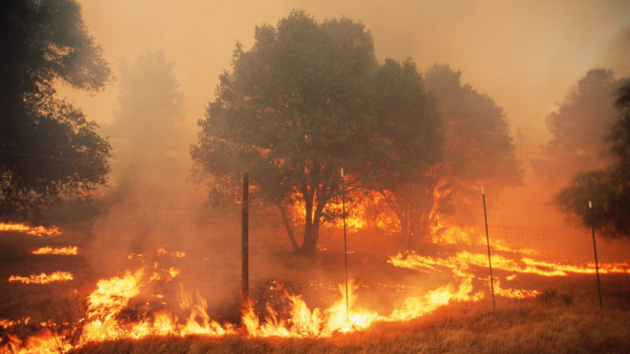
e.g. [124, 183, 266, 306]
[192, 10, 378, 254]
[359, 58, 443, 243]
[107, 51, 184, 184]
[555, 80, 630, 239]
[534, 69, 622, 184]
[0, 0, 112, 221]
[417, 64, 522, 239]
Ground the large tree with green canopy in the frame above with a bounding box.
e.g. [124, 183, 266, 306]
[192, 10, 380, 254]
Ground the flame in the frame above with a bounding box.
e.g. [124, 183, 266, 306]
[127, 253, 146, 262]
[386, 277, 483, 321]
[8, 271, 73, 284]
[32, 246, 78, 255]
[243, 281, 378, 337]
[389, 251, 630, 278]
[493, 280, 540, 299]
[4, 268, 492, 352]
[156, 247, 186, 258]
[80, 268, 234, 345]
[0, 223, 60, 237]
[430, 221, 537, 255]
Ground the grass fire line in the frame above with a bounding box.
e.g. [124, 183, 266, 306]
[0, 223, 60, 237]
[1, 253, 558, 354]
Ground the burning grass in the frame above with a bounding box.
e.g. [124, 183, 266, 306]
[8, 271, 74, 284]
[0, 223, 61, 237]
[68, 296, 630, 354]
[2, 221, 630, 353]
[32, 247, 78, 256]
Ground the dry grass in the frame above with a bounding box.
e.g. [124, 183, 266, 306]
[71, 294, 630, 354]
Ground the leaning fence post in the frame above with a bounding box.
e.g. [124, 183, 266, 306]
[482, 187, 495, 311]
[242, 172, 249, 309]
[589, 201, 603, 310]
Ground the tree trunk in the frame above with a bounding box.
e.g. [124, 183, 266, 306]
[277, 203, 300, 253]
[300, 221, 320, 255]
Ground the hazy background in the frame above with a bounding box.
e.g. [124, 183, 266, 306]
[61, 0, 630, 141]
[52, 0, 630, 237]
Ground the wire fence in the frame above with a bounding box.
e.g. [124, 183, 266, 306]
[4, 166, 630, 323]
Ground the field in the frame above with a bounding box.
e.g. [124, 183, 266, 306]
[1, 224, 630, 354]
[72, 293, 630, 354]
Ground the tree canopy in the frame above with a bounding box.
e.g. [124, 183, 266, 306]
[555, 80, 630, 239]
[359, 59, 443, 242]
[192, 10, 382, 254]
[107, 51, 184, 185]
[417, 64, 522, 238]
[534, 69, 622, 184]
[0, 0, 112, 221]
[193, 11, 524, 253]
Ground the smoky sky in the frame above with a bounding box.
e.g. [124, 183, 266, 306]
[62, 0, 629, 149]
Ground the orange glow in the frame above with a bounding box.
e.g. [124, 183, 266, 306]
[80, 269, 234, 345]
[386, 277, 483, 321]
[389, 252, 630, 278]
[157, 247, 186, 258]
[430, 221, 537, 255]
[127, 253, 146, 262]
[493, 280, 540, 299]
[0, 223, 60, 237]
[8, 271, 73, 284]
[243, 281, 378, 337]
[32, 246, 77, 255]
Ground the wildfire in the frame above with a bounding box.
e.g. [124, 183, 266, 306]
[157, 247, 186, 258]
[386, 277, 483, 321]
[32, 246, 77, 255]
[430, 222, 537, 255]
[8, 271, 73, 284]
[493, 280, 540, 299]
[127, 253, 146, 262]
[78, 268, 234, 344]
[243, 281, 378, 338]
[0, 223, 60, 237]
[388, 251, 630, 278]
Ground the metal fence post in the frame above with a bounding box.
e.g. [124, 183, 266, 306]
[242, 172, 249, 308]
[589, 201, 603, 310]
[482, 187, 495, 311]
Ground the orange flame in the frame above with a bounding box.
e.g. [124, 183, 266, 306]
[493, 280, 540, 299]
[242, 281, 378, 337]
[389, 251, 630, 277]
[32, 246, 77, 255]
[156, 247, 186, 258]
[0, 223, 60, 237]
[8, 271, 73, 284]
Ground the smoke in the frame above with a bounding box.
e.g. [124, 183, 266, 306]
[43, 0, 630, 318]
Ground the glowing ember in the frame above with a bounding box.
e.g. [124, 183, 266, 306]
[156, 247, 186, 258]
[32, 246, 77, 255]
[0, 223, 60, 237]
[8, 271, 73, 284]
[127, 253, 146, 262]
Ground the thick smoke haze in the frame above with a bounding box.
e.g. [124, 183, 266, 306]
[63, 0, 630, 139]
[56, 0, 630, 233]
